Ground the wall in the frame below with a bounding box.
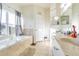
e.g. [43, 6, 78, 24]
[50, 3, 79, 34]
[72, 3, 79, 33]
[62, 3, 79, 33]
[60, 5, 72, 32]
[20, 5, 35, 29]
[34, 6, 50, 41]
[20, 5, 50, 41]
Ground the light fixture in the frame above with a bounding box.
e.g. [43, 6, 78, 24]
[54, 16, 59, 21]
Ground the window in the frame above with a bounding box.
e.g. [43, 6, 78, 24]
[8, 11, 16, 35]
[8, 12, 15, 27]
[15, 11, 22, 36]
[1, 9, 6, 24]
[0, 4, 22, 36]
[1, 9, 8, 35]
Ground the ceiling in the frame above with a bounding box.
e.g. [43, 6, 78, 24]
[9, 3, 50, 8]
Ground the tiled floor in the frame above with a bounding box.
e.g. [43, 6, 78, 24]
[0, 36, 52, 56]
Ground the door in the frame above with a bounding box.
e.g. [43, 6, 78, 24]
[35, 14, 45, 41]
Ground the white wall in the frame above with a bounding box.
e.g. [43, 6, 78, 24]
[60, 5, 72, 32]
[34, 6, 50, 41]
[50, 3, 79, 34]
[20, 5, 50, 41]
[72, 4, 79, 33]
[50, 4, 72, 36]
[20, 5, 35, 29]
[62, 3, 79, 33]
